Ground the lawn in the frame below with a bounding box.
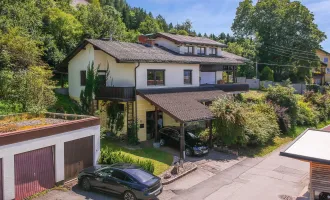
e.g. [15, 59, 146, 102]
[101, 139, 173, 175]
[240, 120, 330, 157]
[47, 93, 82, 114]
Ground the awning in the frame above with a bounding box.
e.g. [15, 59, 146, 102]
[137, 87, 228, 123]
[280, 129, 330, 165]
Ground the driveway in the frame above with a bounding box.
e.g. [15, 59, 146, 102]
[161, 146, 309, 200]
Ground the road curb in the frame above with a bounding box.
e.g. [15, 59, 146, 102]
[162, 164, 198, 185]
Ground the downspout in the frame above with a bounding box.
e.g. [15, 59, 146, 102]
[134, 62, 141, 137]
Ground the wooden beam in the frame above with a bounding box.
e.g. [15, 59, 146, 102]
[154, 108, 159, 142]
[180, 123, 185, 161]
[208, 120, 213, 148]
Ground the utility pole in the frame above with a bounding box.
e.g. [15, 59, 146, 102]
[256, 59, 258, 79]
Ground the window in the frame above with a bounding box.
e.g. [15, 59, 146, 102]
[80, 70, 86, 86]
[125, 169, 154, 183]
[147, 70, 165, 86]
[112, 170, 126, 181]
[184, 46, 193, 54]
[97, 70, 107, 86]
[197, 47, 205, 55]
[327, 68, 330, 74]
[184, 70, 192, 84]
[210, 48, 217, 55]
[324, 57, 329, 63]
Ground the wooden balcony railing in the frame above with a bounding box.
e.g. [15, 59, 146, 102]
[95, 87, 136, 101]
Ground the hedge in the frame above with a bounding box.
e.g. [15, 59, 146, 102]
[99, 147, 155, 173]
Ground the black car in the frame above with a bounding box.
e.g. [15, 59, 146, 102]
[159, 126, 209, 156]
[78, 163, 163, 200]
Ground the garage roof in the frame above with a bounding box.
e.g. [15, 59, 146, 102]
[280, 129, 330, 165]
[137, 86, 237, 123]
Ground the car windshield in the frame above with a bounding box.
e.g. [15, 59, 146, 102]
[124, 168, 154, 183]
[186, 131, 197, 139]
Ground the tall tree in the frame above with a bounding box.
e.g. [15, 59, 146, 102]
[138, 15, 162, 34]
[232, 0, 326, 82]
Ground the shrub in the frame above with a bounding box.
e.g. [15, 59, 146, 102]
[260, 66, 274, 81]
[297, 100, 319, 126]
[266, 85, 298, 132]
[244, 103, 280, 145]
[99, 147, 155, 173]
[239, 91, 265, 103]
[303, 91, 330, 121]
[127, 121, 140, 145]
[211, 96, 247, 146]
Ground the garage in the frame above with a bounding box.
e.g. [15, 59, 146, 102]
[200, 72, 216, 84]
[0, 158, 3, 200]
[14, 147, 55, 200]
[64, 136, 94, 181]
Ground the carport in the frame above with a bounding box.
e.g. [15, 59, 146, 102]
[137, 86, 230, 161]
[280, 129, 330, 200]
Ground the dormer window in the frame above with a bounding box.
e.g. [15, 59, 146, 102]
[184, 46, 193, 54]
[197, 47, 205, 55]
[210, 48, 217, 55]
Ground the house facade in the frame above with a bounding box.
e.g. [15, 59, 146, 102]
[61, 33, 249, 143]
[315, 49, 330, 84]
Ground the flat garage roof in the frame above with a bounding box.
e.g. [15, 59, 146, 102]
[280, 129, 330, 165]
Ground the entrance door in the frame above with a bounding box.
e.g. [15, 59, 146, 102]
[200, 72, 216, 84]
[14, 147, 55, 200]
[146, 111, 163, 140]
[64, 136, 94, 181]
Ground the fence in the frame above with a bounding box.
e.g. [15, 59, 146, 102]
[237, 77, 307, 94]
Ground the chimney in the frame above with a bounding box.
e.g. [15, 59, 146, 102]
[138, 35, 148, 44]
[138, 35, 155, 47]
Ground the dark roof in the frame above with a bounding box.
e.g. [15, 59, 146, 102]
[58, 39, 248, 71]
[318, 48, 330, 55]
[155, 33, 227, 48]
[137, 85, 249, 122]
[86, 39, 244, 65]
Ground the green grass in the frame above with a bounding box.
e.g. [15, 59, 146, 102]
[240, 121, 330, 157]
[101, 139, 173, 175]
[47, 93, 82, 114]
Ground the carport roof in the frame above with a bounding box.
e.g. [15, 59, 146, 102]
[137, 87, 228, 123]
[280, 129, 330, 165]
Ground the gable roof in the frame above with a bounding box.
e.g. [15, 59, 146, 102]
[58, 39, 247, 71]
[155, 32, 227, 48]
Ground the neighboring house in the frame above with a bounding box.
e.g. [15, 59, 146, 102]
[59, 33, 249, 144]
[0, 113, 100, 200]
[314, 49, 330, 85]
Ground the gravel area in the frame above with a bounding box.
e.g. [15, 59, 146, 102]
[15, 118, 69, 127]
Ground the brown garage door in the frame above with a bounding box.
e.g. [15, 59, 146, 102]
[15, 147, 55, 200]
[0, 158, 3, 200]
[64, 136, 94, 181]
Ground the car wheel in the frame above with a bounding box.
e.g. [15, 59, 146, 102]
[123, 191, 137, 200]
[185, 148, 193, 156]
[319, 192, 330, 200]
[160, 139, 165, 146]
[81, 177, 91, 191]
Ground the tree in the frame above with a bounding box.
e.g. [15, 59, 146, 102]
[177, 30, 189, 36]
[232, 0, 326, 82]
[138, 15, 161, 34]
[44, 8, 83, 55]
[6, 66, 57, 113]
[156, 15, 168, 32]
[80, 62, 99, 115]
[0, 28, 42, 70]
[260, 66, 274, 81]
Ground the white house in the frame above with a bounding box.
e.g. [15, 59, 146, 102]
[60, 33, 249, 155]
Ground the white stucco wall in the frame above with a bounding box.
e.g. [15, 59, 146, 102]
[216, 71, 223, 81]
[68, 44, 95, 99]
[136, 63, 200, 89]
[155, 38, 180, 53]
[94, 51, 135, 87]
[0, 125, 100, 200]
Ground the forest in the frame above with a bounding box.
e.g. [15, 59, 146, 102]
[0, 0, 236, 71]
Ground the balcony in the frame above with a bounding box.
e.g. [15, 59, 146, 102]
[95, 87, 136, 101]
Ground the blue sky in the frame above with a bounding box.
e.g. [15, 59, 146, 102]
[126, 0, 330, 52]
